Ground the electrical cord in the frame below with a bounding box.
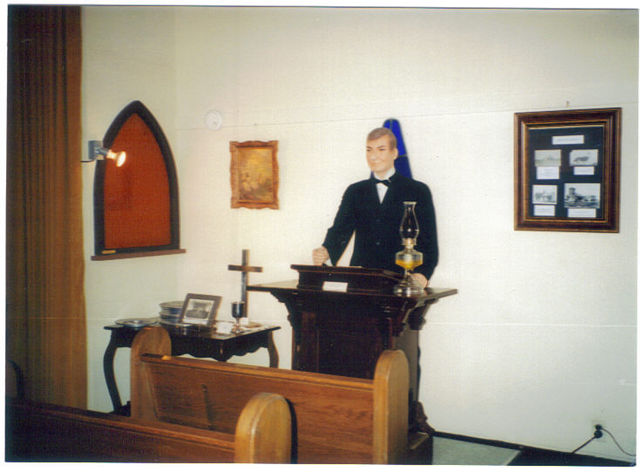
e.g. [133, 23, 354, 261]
[571, 436, 597, 454]
[571, 425, 635, 458]
[601, 426, 636, 457]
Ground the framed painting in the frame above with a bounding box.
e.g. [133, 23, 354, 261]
[514, 108, 621, 232]
[230, 140, 279, 209]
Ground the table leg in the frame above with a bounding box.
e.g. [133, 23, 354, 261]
[103, 334, 123, 413]
[267, 331, 279, 368]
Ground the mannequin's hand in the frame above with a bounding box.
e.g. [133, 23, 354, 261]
[312, 246, 330, 265]
[411, 273, 429, 289]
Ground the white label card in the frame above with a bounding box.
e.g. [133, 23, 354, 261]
[568, 208, 597, 218]
[537, 166, 560, 180]
[534, 205, 556, 217]
[574, 166, 595, 176]
[323, 281, 348, 292]
[553, 135, 585, 145]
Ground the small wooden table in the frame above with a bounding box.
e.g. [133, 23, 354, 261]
[103, 321, 280, 415]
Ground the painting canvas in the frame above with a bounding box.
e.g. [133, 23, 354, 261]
[230, 140, 279, 209]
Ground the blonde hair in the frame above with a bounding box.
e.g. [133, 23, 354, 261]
[367, 127, 397, 150]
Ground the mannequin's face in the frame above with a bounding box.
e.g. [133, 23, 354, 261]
[366, 135, 397, 177]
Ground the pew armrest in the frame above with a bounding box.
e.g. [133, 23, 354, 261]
[373, 349, 409, 464]
[235, 392, 292, 463]
[130, 326, 171, 421]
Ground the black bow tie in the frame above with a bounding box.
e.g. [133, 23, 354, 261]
[374, 178, 391, 187]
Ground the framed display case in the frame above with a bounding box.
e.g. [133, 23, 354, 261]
[514, 108, 621, 232]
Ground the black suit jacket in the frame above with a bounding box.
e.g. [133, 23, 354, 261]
[322, 173, 438, 279]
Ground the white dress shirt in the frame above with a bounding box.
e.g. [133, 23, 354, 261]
[374, 169, 396, 203]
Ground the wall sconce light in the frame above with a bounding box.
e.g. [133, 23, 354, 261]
[83, 140, 127, 167]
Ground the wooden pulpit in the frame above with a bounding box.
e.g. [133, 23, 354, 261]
[249, 265, 457, 433]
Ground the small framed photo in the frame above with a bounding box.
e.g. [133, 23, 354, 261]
[179, 293, 222, 328]
[514, 108, 621, 232]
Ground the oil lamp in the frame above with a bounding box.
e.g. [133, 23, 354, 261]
[393, 201, 424, 296]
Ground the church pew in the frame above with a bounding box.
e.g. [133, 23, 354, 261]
[130, 325, 410, 464]
[6, 392, 291, 463]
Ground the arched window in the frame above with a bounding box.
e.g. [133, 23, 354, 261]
[93, 101, 184, 260]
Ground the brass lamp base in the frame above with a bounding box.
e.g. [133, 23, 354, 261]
[393, 275, 425, 296]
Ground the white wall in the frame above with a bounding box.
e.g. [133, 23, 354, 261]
[82, 7, 637, 461]
[81, 6, 182, 416]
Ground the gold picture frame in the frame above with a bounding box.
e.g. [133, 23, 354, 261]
[230, 140, 279, 209]
[514, 108, 621, 232]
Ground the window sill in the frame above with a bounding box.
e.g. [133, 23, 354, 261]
[91, 249, 186, 261]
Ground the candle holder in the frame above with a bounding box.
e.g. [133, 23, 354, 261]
[393, 201, 424, 296]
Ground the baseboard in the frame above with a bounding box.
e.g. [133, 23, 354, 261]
[434, 430, 522, 451]
[433, 430, 634, 467]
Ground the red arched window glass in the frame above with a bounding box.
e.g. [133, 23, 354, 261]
[93, 101, 184, 259]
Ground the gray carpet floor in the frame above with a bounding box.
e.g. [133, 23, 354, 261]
[432, 437, 521, 465]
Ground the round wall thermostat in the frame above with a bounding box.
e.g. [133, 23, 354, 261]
[204, 110, 223, 130]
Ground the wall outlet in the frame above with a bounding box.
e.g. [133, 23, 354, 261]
[593, 424, 604, 439]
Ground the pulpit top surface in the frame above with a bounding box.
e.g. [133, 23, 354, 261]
[249, 279, 456, 298]
[247, 265, 458, 301]
[248, 265, 457, 301]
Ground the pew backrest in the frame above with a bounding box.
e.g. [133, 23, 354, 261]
[130, 326, 409, 464]
[7, 393, 291, 463]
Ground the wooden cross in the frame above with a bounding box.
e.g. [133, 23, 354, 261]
[228, 249, 263, 317]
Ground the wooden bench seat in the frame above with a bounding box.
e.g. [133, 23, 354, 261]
[131, 325, 411, 464]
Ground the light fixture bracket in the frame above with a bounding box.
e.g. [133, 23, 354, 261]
[83, 140, 126, 167]
[82, 140, 106, 163]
